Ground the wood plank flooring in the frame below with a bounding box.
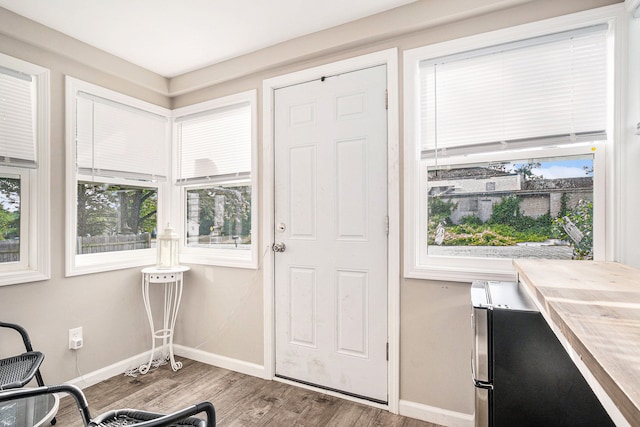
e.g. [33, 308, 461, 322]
[55, 358, 442, 426]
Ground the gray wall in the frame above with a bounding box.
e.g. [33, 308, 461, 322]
[0, 0, 623, 420]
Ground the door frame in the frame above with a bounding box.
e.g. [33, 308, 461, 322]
[262, 48, 400, 412]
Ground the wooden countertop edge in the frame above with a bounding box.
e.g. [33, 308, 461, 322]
[515, 264, 639, 426]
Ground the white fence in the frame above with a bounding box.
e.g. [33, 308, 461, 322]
[77, 233, 152, 254]
[0, 240, 19, 262]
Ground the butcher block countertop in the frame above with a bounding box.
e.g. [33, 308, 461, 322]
[514, 260, 640, 427]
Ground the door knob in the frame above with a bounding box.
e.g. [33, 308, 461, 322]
[272, 242, 286, 252]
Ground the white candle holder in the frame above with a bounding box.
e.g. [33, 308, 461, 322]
[156, 223, 179, 269]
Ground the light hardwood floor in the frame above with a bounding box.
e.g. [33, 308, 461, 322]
[55, 358, 442, 426]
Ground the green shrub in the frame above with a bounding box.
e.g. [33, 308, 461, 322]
[460, 215, 483, 226]
[489, 196, 522, 226]
[428, 197, 457, 225]
[552, 199, 593, 259]
[444, 229, 516, 246]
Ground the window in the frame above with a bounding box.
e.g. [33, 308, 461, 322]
[185, 184, 251, 249]
[66, 77, 170, 276]
[424, 148, 601, 260]
[76, 182, 158, 254]
[173, 90, 258, 268]
[0, 54, 50, 286]
[404, 9, 618, 281]
[0, 170, 26, 269]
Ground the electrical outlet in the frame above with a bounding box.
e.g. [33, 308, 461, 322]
[69, 326, 83, 350]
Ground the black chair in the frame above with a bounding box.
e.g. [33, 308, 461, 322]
[0, 321, 46, 391]
[0, 384, 216, 426]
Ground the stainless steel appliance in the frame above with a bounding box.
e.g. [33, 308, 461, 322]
[471, 280, 614, 427]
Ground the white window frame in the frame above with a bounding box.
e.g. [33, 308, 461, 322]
[0, 54, 50, 286]
[172, 90, 258, 269]
[403, 5, 625, 282]
[65, 77, 171, 276]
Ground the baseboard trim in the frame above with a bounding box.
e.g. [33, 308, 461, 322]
[173, 344, 265, 379]
[65, 347, 265, 389]
[398, 399, 474, 427]
[66, 351, 152, 389]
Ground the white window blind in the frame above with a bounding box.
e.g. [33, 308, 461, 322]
[0, 66, 36, 168]
[176, 102, 251, 185]
[76, 92, 168, 181]
[420, 25, 608, 155]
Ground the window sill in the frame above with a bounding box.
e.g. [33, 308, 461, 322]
[66, 249, 155, 277]
[180, 250, 258, 270]
[0, 269, 50, 287]
[404, 263, 517, 283]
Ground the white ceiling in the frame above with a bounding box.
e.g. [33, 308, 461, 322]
[0, 0, 417, 77]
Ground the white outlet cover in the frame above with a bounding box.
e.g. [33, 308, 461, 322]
[68, 327, 83, 349]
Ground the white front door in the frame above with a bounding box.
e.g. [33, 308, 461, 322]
[274, 65, 388, 402]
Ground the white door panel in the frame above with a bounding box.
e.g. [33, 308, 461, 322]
[288, 145, 317, 239]
[336, 137, 368, 240]
[274, 65, 388, 402]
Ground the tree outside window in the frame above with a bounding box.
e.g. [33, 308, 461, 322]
[186, 184, 251, 249]
[0, 177, 20, 263]
[76, 182, 157, 254]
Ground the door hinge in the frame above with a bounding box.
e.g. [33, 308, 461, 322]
[385, 216, 389, 236]
[384, 89, 388, 110]
[386, 342, 389, 361]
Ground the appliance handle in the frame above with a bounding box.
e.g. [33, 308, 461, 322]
[474, 378, 493, 390]
[471, 355, 494, 390]
[472, 306, 491, 383]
